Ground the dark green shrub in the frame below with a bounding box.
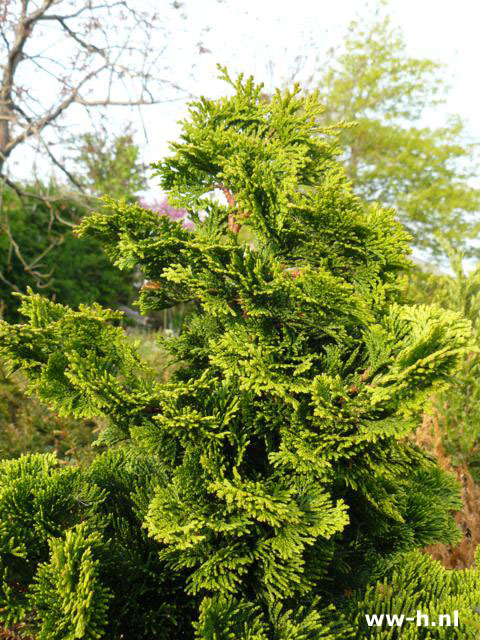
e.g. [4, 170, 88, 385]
[0, 184, 135, 323]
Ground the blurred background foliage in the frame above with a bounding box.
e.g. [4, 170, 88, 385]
[0, 362, 102, 464]
[0, 182, 135, 323]
[314, 8, 480, 261]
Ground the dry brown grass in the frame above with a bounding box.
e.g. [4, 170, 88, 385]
[416, 410, 480, 569]
[0, 625, 33, 639]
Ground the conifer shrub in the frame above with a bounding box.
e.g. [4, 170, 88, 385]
[407, 246, 480, 481]
[1, 68, 480, 638]
[405, 248, 480, 570]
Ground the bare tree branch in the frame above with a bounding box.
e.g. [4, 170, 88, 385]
[0, 1, 56, 160]
[53, 16, 105, 55]
[0, 0, 215, 289]
[4, 64, 108, 157]
[39, 138, 85, 190]
[0, 0, 199, 177]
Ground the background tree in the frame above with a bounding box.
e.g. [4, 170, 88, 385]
[0, 130, 149, 321]
[0, 0, 193, 180]
[313, 1, 480, 261]
[73, 128, 148, 202]
[0, 0, 216, 296]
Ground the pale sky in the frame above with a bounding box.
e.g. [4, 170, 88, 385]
[137, 0, 480, 193]
[8, 0, 480, 201]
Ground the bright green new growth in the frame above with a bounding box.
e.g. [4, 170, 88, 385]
[0, 67, 479, 638]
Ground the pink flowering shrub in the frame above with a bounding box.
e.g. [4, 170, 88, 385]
[139, 196, 194, 230]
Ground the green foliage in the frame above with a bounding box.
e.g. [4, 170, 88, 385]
[0, 330, 166, 466]
[73, 130, 147, 201]
[316, 2, 480, 260]
[406, 243, 480, 480]
[0, 450, 193, 639]
[0, 69, 478, 637]
[0, 183, 134, 323]
[33, 524, 111, 640]
[344, 549, 480, 638]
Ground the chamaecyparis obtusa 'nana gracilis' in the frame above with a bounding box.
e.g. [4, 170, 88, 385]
[0, 67, 479, 639]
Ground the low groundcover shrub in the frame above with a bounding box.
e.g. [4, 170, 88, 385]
[1, 68, 480, 638]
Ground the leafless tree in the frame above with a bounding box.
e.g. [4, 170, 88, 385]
[0, 0, 208, 293]
[0, 0, 199, 183]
